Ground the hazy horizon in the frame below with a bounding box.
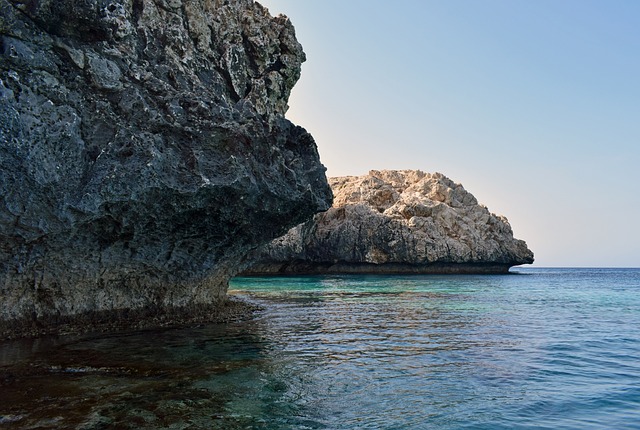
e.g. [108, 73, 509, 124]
[259, 0, 640, 268]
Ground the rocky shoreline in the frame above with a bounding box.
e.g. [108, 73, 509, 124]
[0, 297, 261, 341]
[1, 0, 532, 340]
[242, 261, 517, 276]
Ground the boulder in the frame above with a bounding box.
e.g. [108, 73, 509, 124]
[0, 0, 331, 336]
[243, 170, 533, 274]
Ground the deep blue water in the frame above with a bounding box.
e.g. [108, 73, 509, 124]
[1, 268, 639, 429]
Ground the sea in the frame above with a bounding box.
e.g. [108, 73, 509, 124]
[1, 268, 639, 429]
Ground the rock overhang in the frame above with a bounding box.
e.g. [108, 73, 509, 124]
[0, 0, 332, 336]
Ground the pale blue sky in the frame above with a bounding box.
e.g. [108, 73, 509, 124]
[259, 0, 640, 267]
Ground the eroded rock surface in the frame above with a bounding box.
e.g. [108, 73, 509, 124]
[244, 170, 533, 274]
[0, 0, 331, 336]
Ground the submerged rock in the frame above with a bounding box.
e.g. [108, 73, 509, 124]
[243, 170, 534, 274]
[0, 0, 332, 337]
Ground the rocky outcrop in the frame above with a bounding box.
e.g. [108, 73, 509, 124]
[243, 170, 533, 274]
[0, 0, 332, 337]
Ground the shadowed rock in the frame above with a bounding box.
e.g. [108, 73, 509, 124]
[0, 0, 332, 337]
[243, 170, 533, 275]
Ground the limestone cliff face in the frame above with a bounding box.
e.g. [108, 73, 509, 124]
[0, 0, 332, 333]
[244, 170, 534, 274]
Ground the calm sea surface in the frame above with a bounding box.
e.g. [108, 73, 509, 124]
[1, 268, 639, 429]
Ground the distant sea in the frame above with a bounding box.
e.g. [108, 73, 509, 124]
[1, 268, 639, 429]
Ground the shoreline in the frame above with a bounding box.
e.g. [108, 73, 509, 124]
[240, 261, 521, 276]
[0, 264, 526, 340]
[0, 298, 262, 342]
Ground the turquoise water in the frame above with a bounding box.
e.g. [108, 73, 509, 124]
[1, 268, 639, 429]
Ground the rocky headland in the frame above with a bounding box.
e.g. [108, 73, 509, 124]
[0, 0, 332, 338]
[243, 170, 534, 275]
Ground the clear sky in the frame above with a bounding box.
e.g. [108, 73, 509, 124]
[259, 0, 640, 267]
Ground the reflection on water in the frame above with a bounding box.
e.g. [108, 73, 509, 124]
[1, 270, 640, 429]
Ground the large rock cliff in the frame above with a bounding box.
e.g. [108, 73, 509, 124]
[243, 170, 533, 274]
[0, 0, 332, 336]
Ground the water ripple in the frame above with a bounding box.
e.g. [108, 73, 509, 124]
[0, 269, 639, 429]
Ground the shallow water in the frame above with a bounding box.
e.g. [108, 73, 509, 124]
[1, 268, 639, 429]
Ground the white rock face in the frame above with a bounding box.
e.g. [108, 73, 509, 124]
[243, 170, 534, 274]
